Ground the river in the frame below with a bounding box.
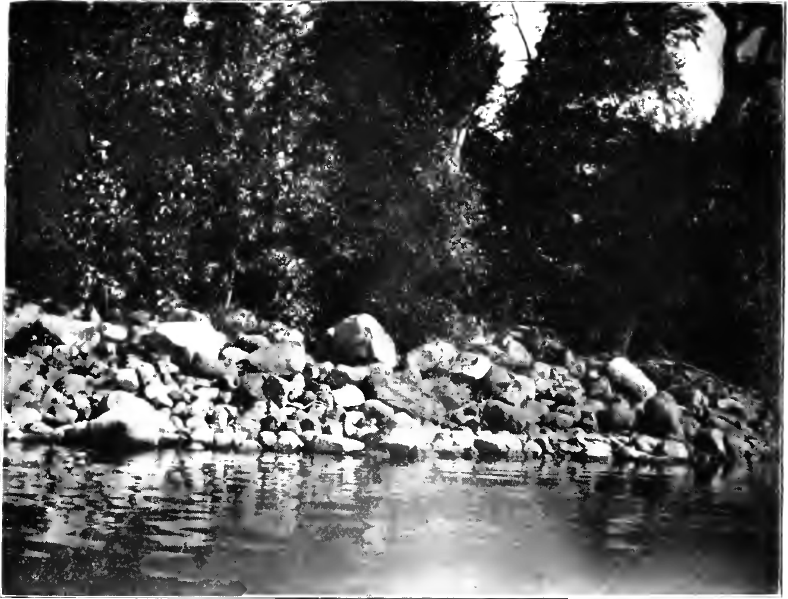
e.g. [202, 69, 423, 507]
[2, 444, 779, 595]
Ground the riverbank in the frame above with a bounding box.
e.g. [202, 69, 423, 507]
[3, 301, 776, 468]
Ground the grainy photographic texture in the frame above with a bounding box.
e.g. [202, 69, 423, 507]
[3, 1, 782, 595]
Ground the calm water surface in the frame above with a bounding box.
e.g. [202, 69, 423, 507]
[2, 444, 779, 595]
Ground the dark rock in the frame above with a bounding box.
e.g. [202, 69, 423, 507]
[637, 392, 684, 439]
[596, 400, 637, 433]
[328, 314, 397, 368]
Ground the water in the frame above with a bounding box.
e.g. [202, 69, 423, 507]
[2, 444, 779, 595]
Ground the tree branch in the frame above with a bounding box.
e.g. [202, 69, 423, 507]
[511, 3, 533, 63]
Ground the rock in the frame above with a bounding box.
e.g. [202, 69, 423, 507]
[596, 399, 637, 434]
[367, 372, 434, 416]
[419, 375, 473, 413]
[489, 335, 533, 371]
[474, 434, 508, 457]
[220, 308, 258, 334]
[716, 397, 747, 418]
[542, 411, 575, 429]
[332, 384, 365, 409]
[521, 437, 545, 460]
[682, 414, 702, 440]
[5, 303, 46, 338]
[607, 357, 657, 401]
[306, 433, 364, 455]
[379, 427, 420, 460]
[234, 332, 307, 376]
[694, 427, 728, 460]
[143, 383, 175, 409]
[447, 405, 481, 432]
[146, 321, 232, 379]
[275, 430, 303, 453]
[632, 434, 661, 454]
[334, 364, 371, 382]
[42, 402, 79, 428]
[259, 430, 278, 448]
[340, 410, 368, 439]
[23, 420, 56, 438]
[68, 392, 91, 420]
[585, 376, 614, 401]
[638, 392, 684, 439]
[319, 419, 344, 437]
[156, 360, 179, 387]
[100, 322, 128, 343]
[83, 391, 178, 448]
[531, 362, 555, 380]
[164, 307, 210, 323]
[656, 439, 690, 461]
[405, 340, 459, 374]
[285, 373, 306, 402]
[213, 430, 234, 450]
[113, 368, 139, 392]
[575, 432, 612, 462]
[328, 314, 398, 367]
[9, 406, 45, 429]
[480, 399, 528, 435]
[363, 399, 398, 423]
[451, 352, 492, 381]
[563, 351, 586, 380]
[507, 325, 545, 356]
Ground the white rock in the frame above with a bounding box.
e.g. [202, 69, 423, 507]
[607, 357, 657, 400]
[333, 384, 365, 409]
[405, 340, 459, 373]
[100, 322, 128, 343]
[236, 333, 307, 375]
[451, 352, 492, 380]
[87, 391, 176, 447]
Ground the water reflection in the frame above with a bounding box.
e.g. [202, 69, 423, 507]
[3, 444, 779, 595]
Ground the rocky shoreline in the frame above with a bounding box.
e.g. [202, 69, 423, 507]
[3, 302, 774, 468]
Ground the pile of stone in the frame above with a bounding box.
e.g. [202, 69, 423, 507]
[3, 302, 771, 466]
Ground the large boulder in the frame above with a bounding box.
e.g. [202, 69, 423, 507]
[405, 340, 459, 374]
[328, 314, 397, 367]
[144, 321, 234, 381]
[607, 357, 658, 401]
[233, 331, 307, 376]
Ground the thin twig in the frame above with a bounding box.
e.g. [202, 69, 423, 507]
[511, 2, 533, 63]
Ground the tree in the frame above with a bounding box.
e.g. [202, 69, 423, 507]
[8, 2, 502, 348]
[477, 4, 709, 352]
[287, 2, 501, 344]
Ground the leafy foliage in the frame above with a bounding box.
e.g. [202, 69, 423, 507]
[8, 2, 501, 346]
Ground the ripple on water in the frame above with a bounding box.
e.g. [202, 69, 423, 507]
[2, 444, 779, 595]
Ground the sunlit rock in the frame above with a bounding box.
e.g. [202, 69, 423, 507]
[405, 340, 459, 374]
[607, 357, 658, 400]
[333, 384, 366, 409]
